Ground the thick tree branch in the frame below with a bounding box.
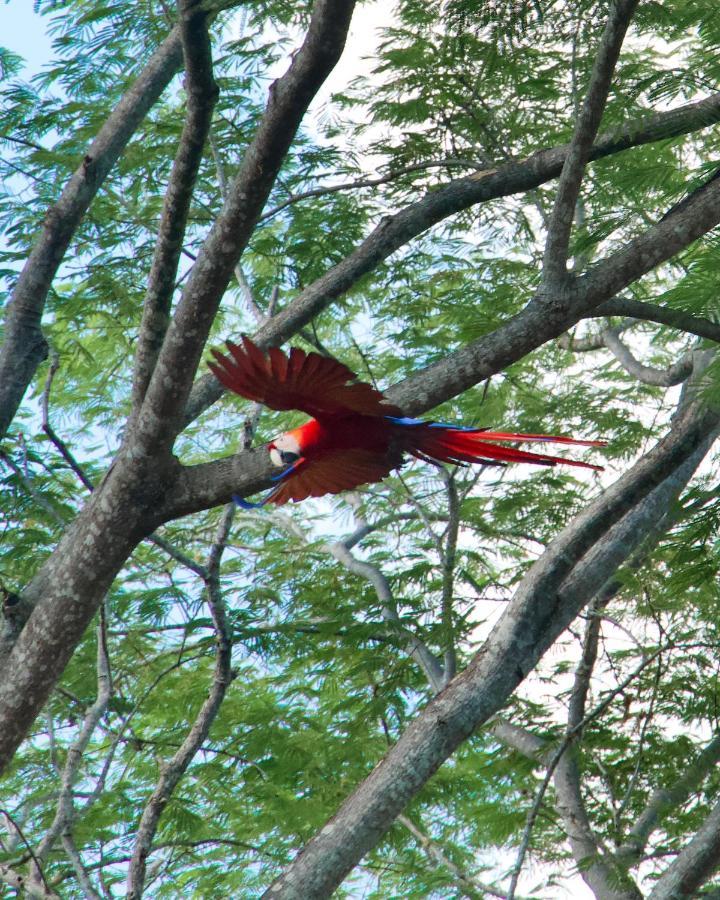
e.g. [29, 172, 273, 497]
[133, 0, 357, 453]
[0, 0, 356, 777]
[544, 0, 639, 284]
[262, 400, 719, 898]
[130, 0, 219, 416]
[0, 27, 184, 441]
[184, 89, 720, 423]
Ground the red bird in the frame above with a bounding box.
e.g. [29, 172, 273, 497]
[209, 337, 604, 506]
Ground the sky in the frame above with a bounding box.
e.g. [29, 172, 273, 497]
[3, 2, 53, 77]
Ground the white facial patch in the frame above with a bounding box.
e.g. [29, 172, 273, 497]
[269, 432, 301, 468]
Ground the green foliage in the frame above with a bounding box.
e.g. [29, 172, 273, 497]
[3, 0, 720, 897]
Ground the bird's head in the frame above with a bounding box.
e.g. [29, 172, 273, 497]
[268, 432, 301, 468]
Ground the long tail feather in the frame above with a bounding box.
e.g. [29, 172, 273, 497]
[405, 425, 605, 470]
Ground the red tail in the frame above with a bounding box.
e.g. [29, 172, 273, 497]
[406, 427, 605, 470]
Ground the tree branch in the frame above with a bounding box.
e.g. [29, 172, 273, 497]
[603, 328, 695, 386]
[616, 732, 720, 864]
[184, 89, 720, 424]
[29, 612, 112, 891]
[647, 797, 720, 898]
[132, 0, 357, 453]
[261, 399, 719, 897]
[0, 26, 184, 440]
[130, 0, 219, 417]
[397, 813, 513, 900]
[126, 503, 236, 900]
[595, 297, 720, 343]
[502, 601, 644, 900]
[544, 0, 639, 284]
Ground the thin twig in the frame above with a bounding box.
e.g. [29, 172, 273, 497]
[506, 644, 665, 899]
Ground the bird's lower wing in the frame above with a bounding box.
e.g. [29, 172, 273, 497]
[267, 448, 399, 504]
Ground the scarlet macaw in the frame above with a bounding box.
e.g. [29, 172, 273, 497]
[209, 337, 604, 506]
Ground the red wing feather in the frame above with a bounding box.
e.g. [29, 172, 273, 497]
[269, 449, 399, 505]
[209, 337, 401, 419]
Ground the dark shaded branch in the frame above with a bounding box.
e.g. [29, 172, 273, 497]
[603, 329, 695, 386]
[262, 400, 719, 898]
[130, 0, 219, 416]
[544, 0, 639, 283]
[133, 0, 357, 453]
[184, 89, 720, 423]
[0, 27, 184, 440]
[596, 298, 720, 343]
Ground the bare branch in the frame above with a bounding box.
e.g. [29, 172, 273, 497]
[130, 0, 219, 416]
[603, 329, 694, 386]
[126, 503, 236, 899]
[596, 297, 720, 344]
[543, 0, 639, 284]
[0, 27, 184, 440]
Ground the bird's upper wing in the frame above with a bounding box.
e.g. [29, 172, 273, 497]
[267, 448, 399, 504]
[209, 337, 401, 419]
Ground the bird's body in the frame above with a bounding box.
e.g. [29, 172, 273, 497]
[208, 337, 604, 506]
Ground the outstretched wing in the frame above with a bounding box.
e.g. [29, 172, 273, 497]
[267, 448, 400, 504]
[209, 336, 401, 419]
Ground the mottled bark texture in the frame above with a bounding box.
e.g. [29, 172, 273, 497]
[0, 0, 357, 773]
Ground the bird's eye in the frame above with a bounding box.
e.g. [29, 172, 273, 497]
[280, 450, 300, 465]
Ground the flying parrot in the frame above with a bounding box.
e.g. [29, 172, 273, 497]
[208, 337, 604, 506]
